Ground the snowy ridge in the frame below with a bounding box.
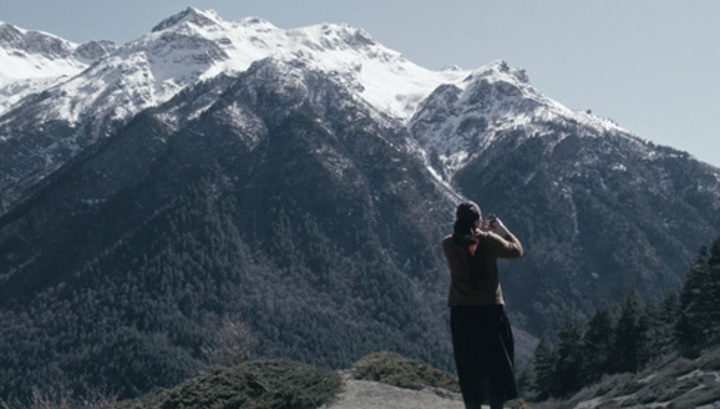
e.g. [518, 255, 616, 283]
[410, 60, 633, 181]
[0, 22, 117, 113]
[0, 7, 691, 201]
[1, 7, 629, 144]
[0, 22, 90, 114]
[0, 7, 468, 129]
[0, 21, 84, 83]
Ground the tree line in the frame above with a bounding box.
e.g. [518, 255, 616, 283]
[528, 235, 720, 399]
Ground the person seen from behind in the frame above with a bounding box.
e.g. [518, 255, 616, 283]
[442, 200, 523, 409]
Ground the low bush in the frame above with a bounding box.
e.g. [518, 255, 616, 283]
[351, 351, 460, 393]
[113, 359, 342, 409]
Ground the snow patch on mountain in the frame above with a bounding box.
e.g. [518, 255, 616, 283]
[0, 22, 116, 115]
[409, 59, 633, 181]
[1, 7, 468, 131]
[151, 8, 470, 121]
[211, 100, 267, 151]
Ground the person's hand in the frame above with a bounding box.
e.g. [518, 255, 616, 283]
[493, 217, 509, 236]
[483, 215, 510, 236]
[480, 217, 493, 232]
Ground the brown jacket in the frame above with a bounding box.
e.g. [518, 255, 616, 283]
[442, 230, 523, 306]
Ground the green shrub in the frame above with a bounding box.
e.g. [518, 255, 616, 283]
[112, 359, 342, 409]
[351, 351, 460, 393]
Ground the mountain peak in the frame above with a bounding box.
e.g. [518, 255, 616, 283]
[0, 22, 75, 59]
[442, 65, 463, 72]
[329, 22, 376, 47]
[0, 22, 22, 45]
[465, 59, 530, 85]
[73, 39, 117, 63]
[237, 16, 276, 28]
[151, 7, 221, 33]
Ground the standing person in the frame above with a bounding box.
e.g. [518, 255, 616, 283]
[442, 201, 524, 409]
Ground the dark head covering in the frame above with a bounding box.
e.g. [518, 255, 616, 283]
[456, 201, 481, 222]
[453, 201, 481, 247]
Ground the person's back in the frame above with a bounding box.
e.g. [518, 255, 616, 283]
[442, 201, 523, 409]
[442, 229, 522, 306]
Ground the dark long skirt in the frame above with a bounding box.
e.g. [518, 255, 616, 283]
[451, 305, 518, 408]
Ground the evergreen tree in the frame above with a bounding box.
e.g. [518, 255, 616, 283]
[677, 246, 710, 356]
[709, 238, 720, 345]
[677, 237, 720, 356]
[646, 292, 679, 360]
[613, 287, 650, 373]
[582, 301, 618, 383]
[553, 311, 586, 396]
[532, 334, 559, 400]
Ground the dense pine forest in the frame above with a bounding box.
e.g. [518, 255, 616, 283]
[0, 167, 452, 402]
[526, 235, 720, 400]
[2, 166, 718, 405]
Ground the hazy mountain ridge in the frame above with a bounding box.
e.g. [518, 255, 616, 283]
[1, 7, 720, 401]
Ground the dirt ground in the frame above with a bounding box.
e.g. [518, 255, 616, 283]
[320, 373, 465, 409]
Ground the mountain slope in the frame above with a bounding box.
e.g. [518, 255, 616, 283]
[0, 7, 466, 213]
[543, 346, 720, 408]
[410, 60, 627, 181]
[1, 7, 720, 402]
[410, 59, 720, 330]
[0, 21, 115, 114]
[0, 58, 462, 399]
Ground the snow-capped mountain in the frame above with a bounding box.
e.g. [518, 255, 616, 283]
[1, 6, 718, 274]
[1, 7, 465, 126]
[0, 7, 469, 206]
[0, 21, 116, 114]
[2, 8, 720, 401]
[410, 60, 631, 181]
[1, 6, 674, 213]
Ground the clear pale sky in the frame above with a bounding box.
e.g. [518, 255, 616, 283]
[2, 0, 719, 167]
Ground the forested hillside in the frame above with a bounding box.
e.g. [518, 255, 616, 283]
[0, 167, 452, 400]
[0, 62, 458, 401]
[527, 236, 720, 401]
